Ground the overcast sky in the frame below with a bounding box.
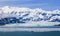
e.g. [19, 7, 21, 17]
[0, 0, 60, 10]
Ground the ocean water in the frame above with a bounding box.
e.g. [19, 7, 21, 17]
[0, 31, 60, 36]
[0, 26, 60, 36]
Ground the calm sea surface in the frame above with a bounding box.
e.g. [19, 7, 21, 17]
[0, 26, 60, 36]
[0, 31, 60, 36]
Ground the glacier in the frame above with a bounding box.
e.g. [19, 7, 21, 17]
[0, 6, 60, 26]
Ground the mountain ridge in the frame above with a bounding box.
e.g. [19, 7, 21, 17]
[0, 6, 60, 25]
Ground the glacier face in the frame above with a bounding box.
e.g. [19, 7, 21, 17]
[0, 6, 60, 26]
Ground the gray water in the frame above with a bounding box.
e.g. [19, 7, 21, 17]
[0, 26, 60, 36]
[0, 31, 60, 36]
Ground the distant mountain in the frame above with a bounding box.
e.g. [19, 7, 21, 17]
[0, 6, 60, 25]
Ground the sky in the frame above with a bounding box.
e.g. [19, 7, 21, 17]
[0, 0, 60, 10]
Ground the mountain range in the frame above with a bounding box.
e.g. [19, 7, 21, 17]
[0, 6, 60, 25]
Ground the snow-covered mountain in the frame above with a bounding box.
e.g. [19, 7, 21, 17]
[0, 6, 60, 26]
